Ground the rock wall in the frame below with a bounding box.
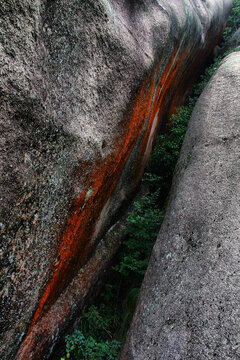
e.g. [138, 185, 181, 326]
[0, 0, 231, 359]
[121, 50, 240, 360]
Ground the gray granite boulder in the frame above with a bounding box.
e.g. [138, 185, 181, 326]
[121, 50, 240, 360]
[0, 0, 231, 359]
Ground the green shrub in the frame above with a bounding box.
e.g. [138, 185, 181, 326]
[146, 106, 192, 198]
[61, 306, 121, 360]
[115, 193, 164, 280]
[62, 329, 120, 360]
[223, 0, 240, 42]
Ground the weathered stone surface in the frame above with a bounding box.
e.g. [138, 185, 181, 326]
[121, 50, 240, 360]
[0, 0, 231, 359]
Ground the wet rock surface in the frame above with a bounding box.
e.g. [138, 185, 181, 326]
[0, 0, 231, 359]
[121, 51, 240, 360]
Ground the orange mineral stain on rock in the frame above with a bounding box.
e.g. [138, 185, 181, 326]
[17, 72, 160, 359]
[27, 50, 183, 337]
[24, 69, 158, 336]
[17, 243, 111, 360]
[17, 37, 220, 359]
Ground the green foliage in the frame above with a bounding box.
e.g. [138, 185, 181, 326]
[143, 106, 192, 205]
[115, 192, 164, 281]
[61, 306, 121, 360]
[223, 0, 240, 42]
[77, 305, 117, 340]
[149, 107, 191, 169]
[62, 328, 120, 360]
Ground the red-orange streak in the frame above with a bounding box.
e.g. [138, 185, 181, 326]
[28, 76, 156, 332]
[25, 24, 225, 345]
[133, 50, 186, 183]
[19, 36, 224, 360]
[26, 44, 197, 344]
[28, 49, 188, 332]
[169, 28, 225, 116]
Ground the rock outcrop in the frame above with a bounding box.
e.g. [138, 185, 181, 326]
[121, 50, 240, 360]
[0, 1, 231, 359]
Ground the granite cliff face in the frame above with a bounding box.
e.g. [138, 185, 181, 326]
[121, 50, 240, 360]
[0, 0, 231, 359]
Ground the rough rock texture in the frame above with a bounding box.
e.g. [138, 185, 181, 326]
[121, 51, 240, 360]
[0, 0, 231, 359]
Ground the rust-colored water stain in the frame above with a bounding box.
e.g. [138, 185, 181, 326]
[17, 27, 224, 359]
[25, 73, 157, 335]
[25, 51, 181, 338]
[17, 71, 160, 359]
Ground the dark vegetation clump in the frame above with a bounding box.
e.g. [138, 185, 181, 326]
[59, 3, 240, 359]
[222, 0, 240, 43]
